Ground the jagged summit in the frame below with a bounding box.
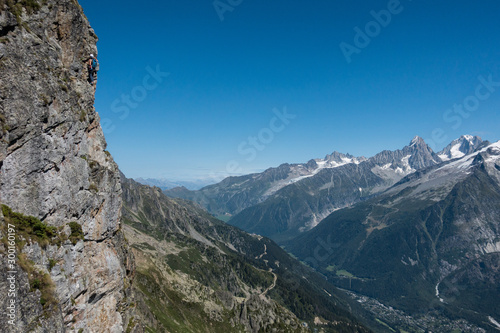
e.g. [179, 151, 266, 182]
[409, 135, 426, 146]
[318, 151, 366, 166]
[405, 136, 441, 170]
[437, 135, 483, 161]
[371, 135, 441, 172]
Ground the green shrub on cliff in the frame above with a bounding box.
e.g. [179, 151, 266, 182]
[18, 253, 57, 308]
[1, 204, 57, 247]
[68, 221, 84, 244]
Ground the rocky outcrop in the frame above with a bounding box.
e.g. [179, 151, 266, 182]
[0, 1, 135, 332]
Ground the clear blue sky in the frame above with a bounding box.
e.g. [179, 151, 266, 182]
[79, 0, 500, 181]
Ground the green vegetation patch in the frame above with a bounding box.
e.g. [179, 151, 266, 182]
[336, 270, 354, 278]
[2, 0, 41, 26]
[326, 265, 336, 272]
[165, 243, 273, 293]
[1, 204, 60, 248]
[18, 253, 57, 309]
[48, 258, 57, 271]
[126, 317, 137, 333]
[68, 221, 84, 245]
[131, 242, 156, 251]
[375, 318, 396, 332]
[0, 205, 60, 313]
[135, 269, 247, 333]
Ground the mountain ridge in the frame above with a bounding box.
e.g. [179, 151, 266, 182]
[166, 135, 484, 242]
[286, 140, 500, 332]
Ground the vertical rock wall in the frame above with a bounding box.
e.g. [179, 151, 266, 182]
[0, 1, 134, 332]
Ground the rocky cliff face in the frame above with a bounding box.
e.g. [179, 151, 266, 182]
[0, 1, 135, 332]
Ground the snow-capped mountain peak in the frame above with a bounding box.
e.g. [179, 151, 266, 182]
[317, 151, 365, 168]
[261, 152, 366, 197]
[437, 135, 483, 161]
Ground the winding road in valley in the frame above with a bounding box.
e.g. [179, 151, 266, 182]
[260, 270, 277, 299]
[255, 242, 278, 299]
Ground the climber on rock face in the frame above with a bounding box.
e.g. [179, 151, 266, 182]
[87, 53, 99, 86]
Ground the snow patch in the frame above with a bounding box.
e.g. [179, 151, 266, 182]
[438, 154, 450, 161]
[401, 155, 413, 169]
[463, 134, 474, 141]
[435, 283, 444, 303]
[449, 143, 466, 159]
[410, 136, 421, 146]
[394, 140, 500, 201]
[401, 256, 418, 266]
[489, 316, 500, 330]
[482, 241, 500, 254]
[267, 155, 363, 195]
[390, 155, 416, 175]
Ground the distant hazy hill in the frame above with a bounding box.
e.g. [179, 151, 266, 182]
[135, 177, 216, 190]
